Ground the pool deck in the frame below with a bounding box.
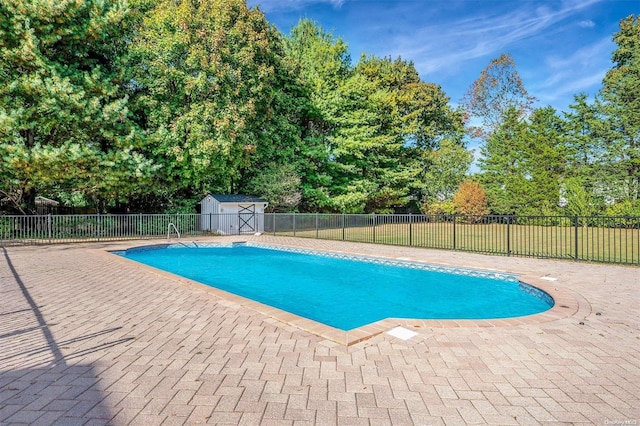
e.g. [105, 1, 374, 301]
[1, 236, 638, 425]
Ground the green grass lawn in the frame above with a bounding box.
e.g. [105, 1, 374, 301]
[277, 221, 639, 265]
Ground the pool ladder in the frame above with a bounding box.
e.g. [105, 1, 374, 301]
[167, 223, 180, 241]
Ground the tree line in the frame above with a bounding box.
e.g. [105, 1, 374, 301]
[0, 0, 638, 217]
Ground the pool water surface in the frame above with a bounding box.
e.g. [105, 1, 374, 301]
[115, 243, 553, 331]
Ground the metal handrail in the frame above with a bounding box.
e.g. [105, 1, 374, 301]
[167, 223, 180, 241]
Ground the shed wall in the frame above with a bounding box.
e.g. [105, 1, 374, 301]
[199, 196, 266, 234]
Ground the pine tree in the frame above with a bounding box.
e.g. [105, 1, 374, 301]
[0, 0, 155, 213]
[600, 15, 640, 202]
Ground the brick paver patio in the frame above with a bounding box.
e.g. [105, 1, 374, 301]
[1, 236, 638, 425]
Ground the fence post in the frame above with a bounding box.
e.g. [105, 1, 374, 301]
[273, 213, 276, 236]
[97, 212, 101, 242]
[315, 213, 319, 239]
[452, 214, 457, 250]
[293, 213, 296, 237]
[506, 215, 511, 256]
[342, 213, 345, 241]
[372, 213, 376, 243]
[409, 213, 413, 246]
[48, 214, 52, 244]
[574, 215, 579, 261]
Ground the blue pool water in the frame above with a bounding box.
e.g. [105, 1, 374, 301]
[116, 243, 553, 330]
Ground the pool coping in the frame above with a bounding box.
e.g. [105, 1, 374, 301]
[105, 240, 584, 346]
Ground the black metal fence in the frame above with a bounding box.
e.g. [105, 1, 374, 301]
[265, 213, 639, 265]
[1, 213, 638, 265]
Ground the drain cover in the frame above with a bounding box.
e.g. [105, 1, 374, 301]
[387, 327, 418, 340]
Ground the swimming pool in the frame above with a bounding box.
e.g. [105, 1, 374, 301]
[115, 242, 553, 331]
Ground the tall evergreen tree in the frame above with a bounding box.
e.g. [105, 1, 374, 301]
[599, 14, 640, 202]
[562, 94, 612, 211]
[478, 107, 528, 214]
[0, 0, 155, 213]
[520, 106, 566, 214]
[328, 55, 464, 213]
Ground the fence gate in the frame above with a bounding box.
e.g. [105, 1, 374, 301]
[238, 205, 256, 233]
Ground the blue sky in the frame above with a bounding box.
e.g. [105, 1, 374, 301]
[246, 0, 637, 113]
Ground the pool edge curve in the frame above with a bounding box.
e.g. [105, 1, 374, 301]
[106, 240, 582, 346]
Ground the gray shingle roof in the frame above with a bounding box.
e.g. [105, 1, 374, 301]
[209, 194, 267, 203]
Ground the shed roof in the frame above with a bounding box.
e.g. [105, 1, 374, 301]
[35, 196, 60, 206]
[207, 194, 267, 203]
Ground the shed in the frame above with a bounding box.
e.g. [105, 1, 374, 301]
[35, 196, 60, 215]
[199, 194, 268, 235]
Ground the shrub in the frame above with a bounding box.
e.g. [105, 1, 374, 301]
[422, 199, 455, 216]
[453, 180, 489, 218]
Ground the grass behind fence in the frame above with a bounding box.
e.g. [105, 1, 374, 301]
[277, 221, 639, 264]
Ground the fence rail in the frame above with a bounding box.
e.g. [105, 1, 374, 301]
[1, 213, 638, 265]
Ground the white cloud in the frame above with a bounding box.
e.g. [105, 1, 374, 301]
[534, 36, 612, 105]
[578, 19, 596, 28]
[373, 0, 604, 76]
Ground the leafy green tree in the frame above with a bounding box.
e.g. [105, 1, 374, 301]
[283, 22, 465, 213]
[563, 94, 605, 190]
[246, 164, 301, 212]
[127, 0, 305, 202]
[284, 19, 351, 114]
[0, 0, 155, 213]
[562, 177, 600, 224]
[327, 55, 463, 213]
[421, 139, 473, 205]
[479, 106, 568, 215]
[328, 71, 409, 213]
[605, 199, 640, 217]
[422, 199, 456, 215]
[355, 55, 464, 150]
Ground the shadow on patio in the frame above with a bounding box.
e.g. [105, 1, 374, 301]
[0, 247, 133, 424]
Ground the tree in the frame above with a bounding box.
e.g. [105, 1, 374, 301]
[562, 177, 600, 224]
[328, 70, 409, 213]
[284, 19, 351, 114]
[453, 180, 489, 217]
[421, 139, 473, 205]
[461, 53, 536, 138]
[127, 0, 305, 202]
[246, 164, 301, 212]
[355, 55, 464, 151]
[282, 22, 466, 213]
[563, 94, 605, 190]
[478, 106, 568, 215]
[282, 19, 351, 211]
[519, 106, 566, 214]
[477, 107, 528, 214]
[0, 0, 155, 213]
[326, 55, 464, 213]
[599, 14, 640, 202]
